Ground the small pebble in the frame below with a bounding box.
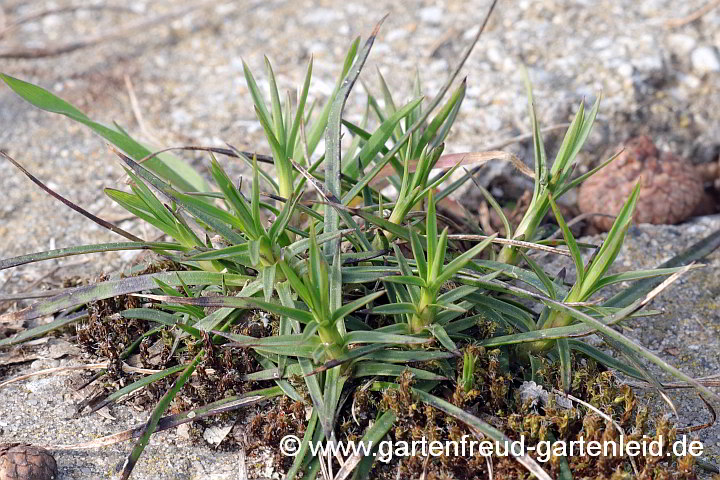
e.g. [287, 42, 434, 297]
[667, 33, 696, 54]
[419, 7, 443, 24]
[691, 46, 720, 74]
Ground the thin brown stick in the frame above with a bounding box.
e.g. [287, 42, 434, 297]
[124, 74, 165, 147]
[678, 395, 717, 433]
[0, 361, 215, 390]
[0, 288, 71, 302]
[483, 123, 570, 151]
[624, 374, 720, 389]
[0, 264, 64, 308]
[1, 150, 143, 242]
[545, 212, 617, 240]
[665, 0, 720, 27]
[0, 363, 107, 389]
[0, 0, 222, 59]
[623, 377, 717, 433]
[0, 5, 137, 39]
[41, 394, 268, 451]
[447, 234, 572, 256]
[553, 388, 639, 476]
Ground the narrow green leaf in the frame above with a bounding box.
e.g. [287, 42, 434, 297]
[341, 411, 396, 480]
[139, 293, 315, 325]
[344, 97, 424, 179]
[579, 182, 641, 298]
[364, 350, 454, 363]
[370, 303, 418, 315]
[262, 263, 277, 302]
[121, 308, 202, 338]
[1, 73, 207, 192]
[115, 152, 247, 244]
[519, 252, 556, 299]
[0, 242, 184, 271]
[265, 57, 286, 151]
[557, 148, 620, 198]
[436, 285, 477, 305]
[325, 20, 385, 259]
[354, 363, 446, 380]
[523, 68, 548, 195]
[305, 36, 360, 156]
[344, 331, 428, 346]
[426, 191, 438, 268]
[251, 156, 262, 231]
[380, 275, 427, 288]
[411, 79, 466, 159]
[568, 340, 644, 379]
[548, 194, 584, 286]
[0, 271, 251, 326]
[557, 338, 572, 393]
[605, 227, 720, 308]
[285, 410, 319, 480]
[588, 266, 698, 298]
[409, 227, 428, 280]
[566, 95, 601, 172]
[430, 234, 496, 290]
[288, 57, 313, 158]
[89, 364, 187, 414]
[426, 324, 458, 352]
[330, 290, 385, 323]
[119, 352, 203, 479]
[549, 101, 584, 178]
[190, 243, 250, 262]
[242, 60, 273, 136]
[299, 358, 326, 429]
[0, 311, 86, 347]
[538, 293, 720, 403]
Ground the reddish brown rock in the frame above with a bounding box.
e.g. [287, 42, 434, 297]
[0, 444, 57, 480]
[578, 136, 705, 231]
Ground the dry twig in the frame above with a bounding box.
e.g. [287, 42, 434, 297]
[0, 0, 223, 59]
[665, 0, 720, 27]
[0, 5, 137, 39]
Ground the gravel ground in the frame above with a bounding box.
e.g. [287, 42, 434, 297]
[1, 0, 719, 478]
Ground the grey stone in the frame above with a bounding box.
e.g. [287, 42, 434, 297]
[667, 33, 697, 55]
[419, 6, 443, 24]
[691, 46, 720, 73]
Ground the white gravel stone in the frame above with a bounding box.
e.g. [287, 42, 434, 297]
[691, 46, 720, 73]
[419, 6, 443, 24]
[667, 33, 697, 55]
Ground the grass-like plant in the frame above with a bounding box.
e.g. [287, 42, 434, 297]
[2, 6, 720, 480]
[379, 190, 495, 335]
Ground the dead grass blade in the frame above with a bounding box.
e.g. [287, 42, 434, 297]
[0, 5, 137, 39]
[2, 150, 143, 242]
[665, 0, 720, 27]
[42, 391, 277, 451]
[0, 271, 250, 326]
[553, 388, 639, 476]
[0, 0, 223, 59]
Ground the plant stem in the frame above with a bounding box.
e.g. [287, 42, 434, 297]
[409, 289, 434, 333]
[317, 324, 347, 359]
[497, 198, 546, 265]
[516, 309, 572, 356]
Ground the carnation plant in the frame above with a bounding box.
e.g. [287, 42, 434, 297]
[1, 5, 719, 480]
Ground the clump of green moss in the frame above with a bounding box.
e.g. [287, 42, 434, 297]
[247, 396, 308, 471]
[335, 355, 700, 480]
